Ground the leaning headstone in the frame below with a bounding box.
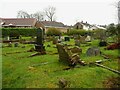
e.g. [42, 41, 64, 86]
[86, 47, 101, 56]
[14, 42, 19, 47]
[64, 37, 70, 41]
[8, 42, 12, 47]
[56, 43, 86, 67]
[74, 39, 80, 47]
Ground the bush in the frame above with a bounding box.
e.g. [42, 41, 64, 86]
[46, 27, 61, 36]
[91, 29, 106, 39]
[1, 28, 37, 37]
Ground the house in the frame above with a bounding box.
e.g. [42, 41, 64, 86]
[73, 21, 106, 30]
[40, 21, 68, 33]
[73, 21, 91, 30]
[0, 18, 44, 29]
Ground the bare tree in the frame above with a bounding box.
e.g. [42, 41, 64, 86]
[17, 10, 30, 18]
[44, 6, 56, 21]
[32, 11, 44, 21]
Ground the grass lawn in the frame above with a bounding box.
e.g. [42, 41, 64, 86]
[2, 39, 119, 88]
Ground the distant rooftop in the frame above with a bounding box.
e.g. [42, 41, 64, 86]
[40, 21, 67, 28]
[0, 18, 37, 27]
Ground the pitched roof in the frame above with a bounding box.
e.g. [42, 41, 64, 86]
[0, 18, 37, 27]
[40, 21, 65, 28]
[74, 22, 91, 27]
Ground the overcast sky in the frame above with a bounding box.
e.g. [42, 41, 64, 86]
[0, 0, 119, 25]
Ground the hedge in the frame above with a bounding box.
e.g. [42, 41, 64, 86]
[67, 29, 90, 36]
[46, 27, 61, 36]
[1, 28, 37, 37]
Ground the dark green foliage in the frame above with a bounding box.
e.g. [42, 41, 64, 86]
[1, 28, 37, 37]
[106, 23, 119, 36]
[46, 27, 61, 36]
[92, 29, 106, 39]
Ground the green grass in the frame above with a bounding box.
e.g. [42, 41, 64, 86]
[2, 38, 119, 88]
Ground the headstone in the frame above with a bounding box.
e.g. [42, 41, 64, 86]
[70, 46, 82, 54]
[74, 39, 80, 47]
[79, 36, 86, 44]
[58, 78, 69, 88]
[21, 46, 25, 48]
[99, 41, 107, 47]
[4, 36, 10, 41]
[52, 37, 58, 44]
[8, 42, 12, 47]
[85, 35, 91, 42]
[64, 37, 70, 41]
[56, 43, 85, 67]
[14, 42, 19, 47]
[58, 39, 61, 43]
[7, 36, 10, 40]
[47, 44, 51, 47]
[35, 28, 46, 53]
[86, 47, 101, 56]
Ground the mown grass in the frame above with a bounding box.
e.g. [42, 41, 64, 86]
[2, 38, 119, 88]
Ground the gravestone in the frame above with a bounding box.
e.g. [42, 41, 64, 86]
[99, 41, 107, 47]
[8, 42, 12, 47]
[14, 42, 19, 47]
[86, 47, 101, 56]
[74, 39, 80, 47]
[4, 36, 10, 41]
[64, 37, 70, 41]
[70, 46, 82, 54]
[52, 37, 58, 44]
[85, 35, 91, 42]
[47, 44, 51, 47]
[35, 28, 46, 53]
[58, 39, 61, 43]
[79, 36, 86, 44]
[56, 43, 86, 67]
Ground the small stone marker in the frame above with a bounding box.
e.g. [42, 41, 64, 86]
[70, 46, 82, 54]
[64, 37, 70, 41]
[80, 36, 86, 44]
[47, 44, 51, 47]
[85, 35, 91, 42]
[52, 37, 58, 44]
[75, 39, 80, 47]
[8, 42, 12, 47]
[99, 41, 107, 47]
[86, 47, 101, 56]
[58, 78, 69, 88]
[14, 42, 19, 47]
